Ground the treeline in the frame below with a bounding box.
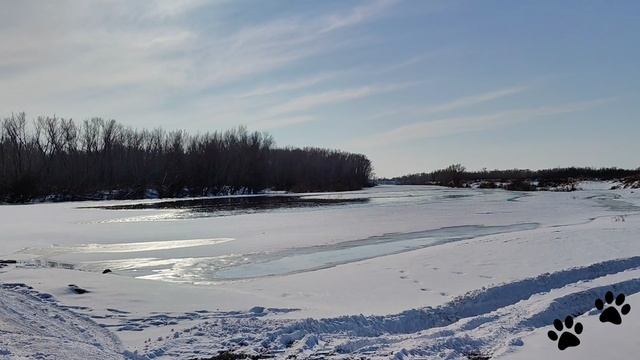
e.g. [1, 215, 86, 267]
[392, 164, 640, 191]
[0, 113, 373, 203]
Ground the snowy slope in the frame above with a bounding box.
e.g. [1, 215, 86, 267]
[0, 283, 122, 359]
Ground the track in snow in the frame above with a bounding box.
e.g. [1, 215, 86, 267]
[139, 257, 640, 359]
[2, 256, 639, 359]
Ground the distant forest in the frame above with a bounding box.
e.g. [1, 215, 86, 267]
[390, 164, 640, 191]
[0, 113, 373, 203]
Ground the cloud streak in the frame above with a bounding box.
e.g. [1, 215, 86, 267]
[235, 81, 416, 130]
[321, 0, 398, 33]
[348, 98, 613, 149]
[236, 73, 338, 98]
[250, 115, 316, 130]
[365, 85, 529, 123]
[0, 0, 399, 123]
[266, 82, 417, 117]
[180, 0, 397, 88]
[417, 85, 528, 114]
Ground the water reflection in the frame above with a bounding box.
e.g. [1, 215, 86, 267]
[60, 223, 539, 283]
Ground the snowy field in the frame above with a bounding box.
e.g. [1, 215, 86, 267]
[1, 184, 639, 359]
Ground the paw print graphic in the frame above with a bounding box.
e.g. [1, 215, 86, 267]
[595, 291, 631, 325]
[547, 315, 583, 350]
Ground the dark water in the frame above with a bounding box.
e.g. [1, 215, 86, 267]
[86, 195, 369, 216]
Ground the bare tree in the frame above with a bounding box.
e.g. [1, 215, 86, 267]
[0, 114, 374, 202]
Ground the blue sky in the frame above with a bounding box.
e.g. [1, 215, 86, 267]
[1, 0, 638, 177]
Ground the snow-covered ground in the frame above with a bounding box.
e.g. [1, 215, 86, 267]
[1, 184, 639, 359]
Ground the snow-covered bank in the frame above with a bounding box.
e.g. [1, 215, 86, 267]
[0, 283, 122, 359]
[1, 185, 639, 358]
[2, 259, 638, 359]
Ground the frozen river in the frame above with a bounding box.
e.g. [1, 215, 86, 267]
[1, 185, 638, 284]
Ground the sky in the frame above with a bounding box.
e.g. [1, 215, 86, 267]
[1, 0, 638, 177]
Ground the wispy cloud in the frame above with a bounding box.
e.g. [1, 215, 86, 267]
[365, 85, 529, 123]
[194, 0, 398, 88]
[143, 0, 211, 19]
[266, 82, 416, 117]
[237, 73, 338, 98]
[250, 115, 316, 130]
[0, 0, 399, 121]
[321, 0, 399, 33]
[348, 98, 613, 148]
[236, 50, 433, 101]
[229, 81, 416, 130]
[417, 85, 528, 114]
[371, 52, 437, 74]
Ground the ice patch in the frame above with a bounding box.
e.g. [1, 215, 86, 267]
[20, 238, 234, 255]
